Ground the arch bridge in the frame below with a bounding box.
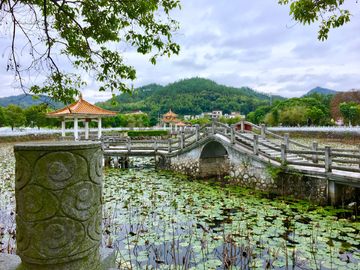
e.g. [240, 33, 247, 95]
[103, 119, 360, 206]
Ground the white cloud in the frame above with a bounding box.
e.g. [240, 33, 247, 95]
[1, 0, 360, 104]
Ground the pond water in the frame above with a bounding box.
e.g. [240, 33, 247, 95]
[1, 152, 360, 269]
[102, 164, 360, 270]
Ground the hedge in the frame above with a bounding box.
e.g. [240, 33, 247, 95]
[127, 130, 169, 137]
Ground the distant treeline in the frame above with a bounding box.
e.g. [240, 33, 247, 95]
[95, 77, 285, 117]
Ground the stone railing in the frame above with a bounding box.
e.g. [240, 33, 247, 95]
[0, 141, 116, 270]
[103, 119, 360, 174]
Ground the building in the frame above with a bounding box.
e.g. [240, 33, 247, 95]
[125, 110, 147, 115]
[211, 109, 223, 118]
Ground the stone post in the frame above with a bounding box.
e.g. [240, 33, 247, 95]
[195, 125, 199, 141]
[312, 141, 318, 164]
[284, 133, 289, 149]
[260, 124, 266, 139]
[325, 146, 332, 172]
[114, 156, 118, 168]
[241, 117, 245, 133]
[14, 141, 109, 270]
[127, 136, 131, 152]
[180, 133, 184, 149]
[230, 125, 235, 144]
[281, 144, 287, 166]
[253, 134, 258, 155]
[153, 139, 158, 154]
[168, 138, 172, 153]
[211, 118, 216, 135]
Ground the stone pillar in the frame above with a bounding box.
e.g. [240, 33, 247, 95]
[312, 141, 318, 163]
[284, 133, 289, 149]
[230, 125, 235, 144]
[253, 134, 258, 155]
[328, 180, 339, 206]
[325, 146, 332, 172]
[98, 117, 102, 140]
[14, 141, 104, 270]
[260, 124, 266, 139]
[85, 122, 89, 140]
[195, 126, 199, 141]
[241, 117, 245, 133]
[281, 144, 287, 166]
[211, 118, 215, 134]
[62, 121, 66, 137]
[74, 117, 79, 140]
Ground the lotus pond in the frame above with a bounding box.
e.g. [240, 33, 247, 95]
[1, 143, 360, 269]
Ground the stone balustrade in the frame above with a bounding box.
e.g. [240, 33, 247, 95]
[0, 141, 115, 270]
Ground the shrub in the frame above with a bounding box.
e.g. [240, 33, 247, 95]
[127, 130, 169, 137]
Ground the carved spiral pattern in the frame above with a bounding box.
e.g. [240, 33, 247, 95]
[35, 152, 77, 190]
[33, 217, 84, 257]
[15, 153, 32, 189]
[61, 182, 100, 221]
[16, 216, 31, 252]
[15, 143, 102, 266]
[88, 206, 102, 241]
[17, 185, 59, 222]
[90, 150, 102, 184]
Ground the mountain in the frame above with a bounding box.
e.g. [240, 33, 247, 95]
[0, 94, 65, 109]
[303, 87, 338, 96]
[95, 77, 286, 117]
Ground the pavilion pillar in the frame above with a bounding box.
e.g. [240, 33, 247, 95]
[74, 117, 78, 140]
[62, 121, 66, 137]
[175, 124, 177, 132]
[98, 117, 102, 140]
[85, 122, 89, 140]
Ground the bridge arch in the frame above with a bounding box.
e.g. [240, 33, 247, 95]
[200, 141, 228, 158]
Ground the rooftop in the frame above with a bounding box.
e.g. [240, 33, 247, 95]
[46, 93, 117, 118]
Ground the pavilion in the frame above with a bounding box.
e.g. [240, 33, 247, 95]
[46, 93, 117, 140]
[160, 109, 181, 129]
[175, 121, 187, 131]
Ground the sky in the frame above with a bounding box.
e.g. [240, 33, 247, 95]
[0, 0, 359, 104]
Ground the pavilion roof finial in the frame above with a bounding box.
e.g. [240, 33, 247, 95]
[79, 92, 83, 100]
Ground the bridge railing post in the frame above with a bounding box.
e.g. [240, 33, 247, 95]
[261, 124, 266, 139]
[127, 136, 131, 152]
[312, 141, 318, 163]
[168, 138, 172, 153]
[241, 117, 245, 133]
[358, 144, 360, 168]
[253, 134, 259, 155]
[325, 145, 332, 172]
[212, 118, 216, 135]
[230, 125, 235, 144]
[180, 133, 184, 149]
[153, 139, 158, 154]
[196, 125, 199, 141]
[281, 144, 287, 166]
[284, 133, 289, 149]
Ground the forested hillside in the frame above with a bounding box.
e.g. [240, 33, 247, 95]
[0, 94, 65, 109]
[95, 78, 285, 117]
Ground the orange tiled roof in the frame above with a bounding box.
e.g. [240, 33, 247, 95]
[163, 109, 178, 117]
[46, 93, 117, 118]
[176, 122, 186, 126]
[160, 117, 181, 122]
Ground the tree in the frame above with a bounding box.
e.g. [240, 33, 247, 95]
[279, 0, 352, 40]
[306, 106, 325, 125]
[0, 107, 7, 127]
[1, 0, 181, 104]
[339, 101, 359, 125]
[330, 90, 360, 119]
[278, 106, 307, 126]
[24, 105, 51, 129]
[5, 104, 26, 130]
[149, 116, 158, 127]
